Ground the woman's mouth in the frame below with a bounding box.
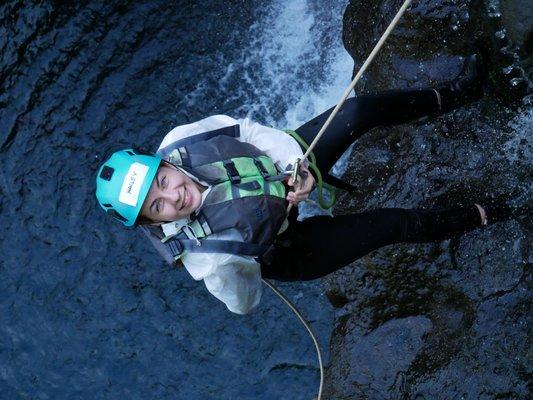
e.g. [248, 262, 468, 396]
[181, 188, 190, 210]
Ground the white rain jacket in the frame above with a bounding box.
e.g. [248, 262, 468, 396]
[152, 115, 303, 314]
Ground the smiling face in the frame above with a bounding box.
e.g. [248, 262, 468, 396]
[140, 163, 204, 223]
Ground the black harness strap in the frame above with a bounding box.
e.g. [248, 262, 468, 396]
[163, 236, 271, 260]
[253, 157, 270, 178]
[222, 160, 241, 184]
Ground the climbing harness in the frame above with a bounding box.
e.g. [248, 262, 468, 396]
[143, 130, 290, 263]
[262, 1, 413, 399]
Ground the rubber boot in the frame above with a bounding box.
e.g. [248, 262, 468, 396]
[434, 54, 485, 114]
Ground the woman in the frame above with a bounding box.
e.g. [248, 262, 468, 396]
[95, 55, 524, 314]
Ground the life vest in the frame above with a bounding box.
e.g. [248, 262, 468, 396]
[140, 125, 289, 263]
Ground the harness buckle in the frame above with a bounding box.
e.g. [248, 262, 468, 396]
[160, 235, 185, 261]
[161, 233, 176, 244]
[223, 160, 241, 184]
[173, 253, 185, 262]
[183, 225, 201, 247]
[253, 158, 270, 178]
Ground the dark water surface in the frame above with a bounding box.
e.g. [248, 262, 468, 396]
[0, 1, 354, 398]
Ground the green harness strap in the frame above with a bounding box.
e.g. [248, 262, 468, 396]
[284, 129, 336, 209]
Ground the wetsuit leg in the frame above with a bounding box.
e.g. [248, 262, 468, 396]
[295, 88, 439, 173]
[261, 205, 481, 281]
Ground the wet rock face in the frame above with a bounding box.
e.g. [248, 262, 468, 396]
[342, 0, 531, 103]
[326, 0, 532, 398]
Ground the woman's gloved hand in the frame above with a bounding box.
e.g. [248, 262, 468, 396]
[286, 163, 316, 205]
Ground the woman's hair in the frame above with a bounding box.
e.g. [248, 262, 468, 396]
[136, 216, 154, 226]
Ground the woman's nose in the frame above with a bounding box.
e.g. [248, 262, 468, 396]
[162, 188, 179, 204]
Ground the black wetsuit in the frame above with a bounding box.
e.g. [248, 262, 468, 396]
[260, 88, 483, 281]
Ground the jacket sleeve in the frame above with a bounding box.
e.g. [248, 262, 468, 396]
[236, 117, 304, 171]
[158, 114, 303, 171]
[183, 252, 263, 315]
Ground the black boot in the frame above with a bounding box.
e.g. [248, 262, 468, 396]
[435, 54, 486, 114]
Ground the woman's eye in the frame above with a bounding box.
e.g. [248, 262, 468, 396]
[156, 200, 162, 213]
[162, 176, 168, 188]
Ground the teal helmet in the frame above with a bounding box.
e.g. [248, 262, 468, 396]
[96, 149, 162, 226]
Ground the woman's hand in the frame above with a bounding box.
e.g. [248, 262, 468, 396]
[286, 163, 315, 205]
